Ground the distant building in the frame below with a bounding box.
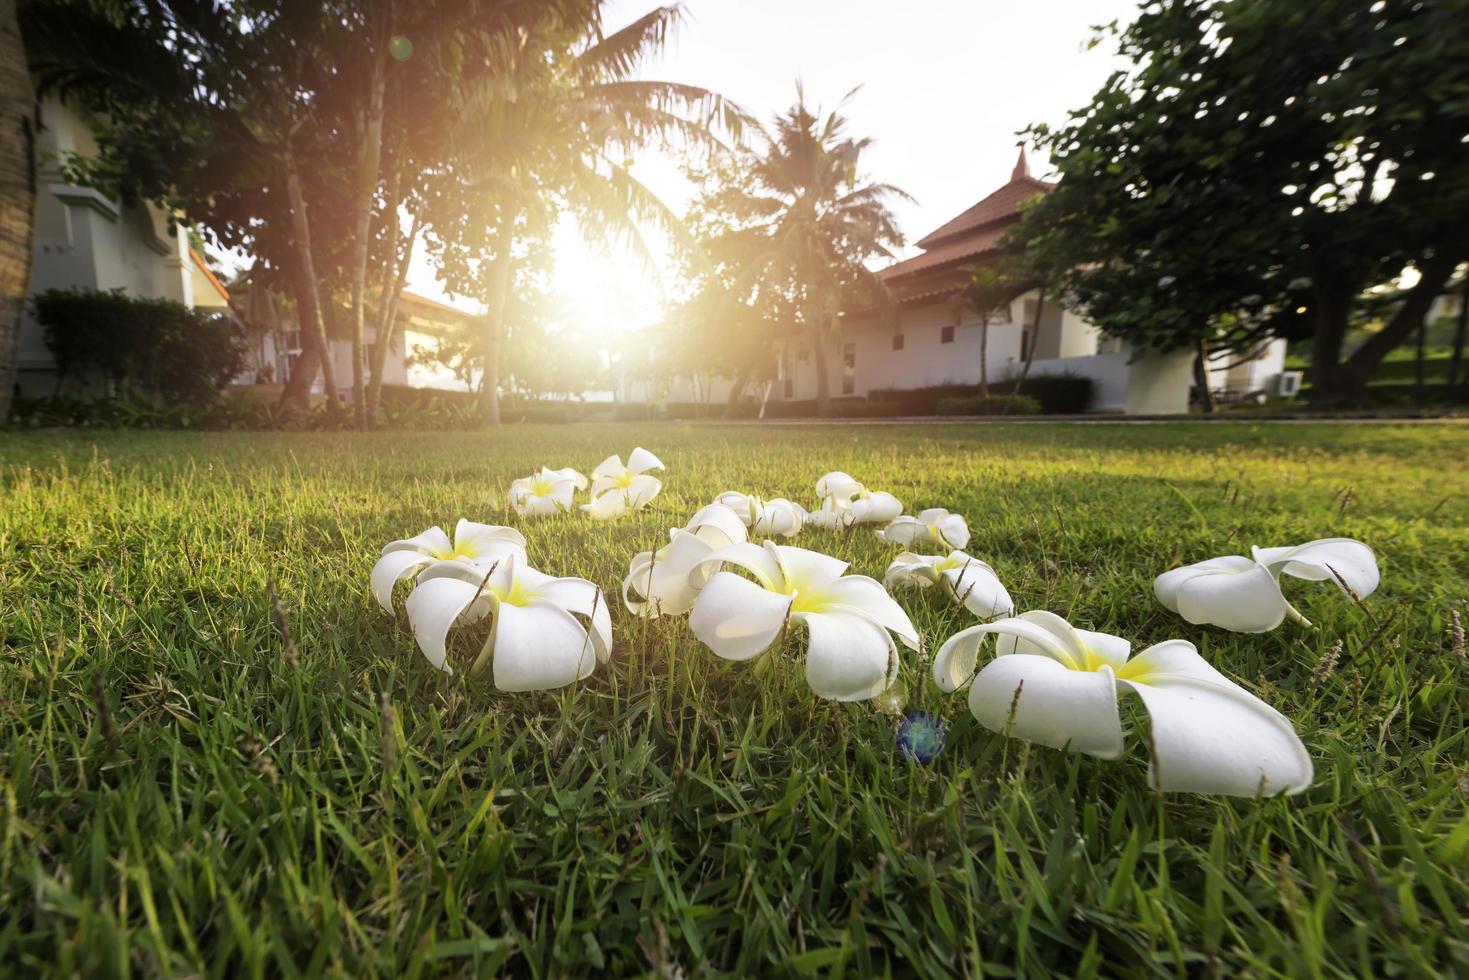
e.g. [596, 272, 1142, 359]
[774, 148, 1286, 413]
[15, 95, 232, 396]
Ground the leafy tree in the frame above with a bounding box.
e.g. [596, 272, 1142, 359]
[1018, 0, 1469, 406]
[423, 3, 746, 424]
[701, 88, 909, 417]
[0, 0, 32, 422]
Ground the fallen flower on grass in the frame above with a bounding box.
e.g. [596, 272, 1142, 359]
[807, 471, 903, 528]
[884, 550, 1013, 619]
[508, 466, 587, 516]
[713, 491, 807, 537]
[688, 541, 919, 701]
[623, 503, 748, 617]
[878, 508, 971, 551]
[1154, 537, 1379, 632]
[931, 610, 1313, 796]
[371, 520, 527, 613]
[582, 448, 665, 520]
[404, 554, 611, 688]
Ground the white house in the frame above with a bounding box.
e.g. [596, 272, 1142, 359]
[625, 150, 1287, 415]
[14, 95, 232, 396]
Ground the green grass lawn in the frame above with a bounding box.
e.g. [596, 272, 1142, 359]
[2, 422, 1467, 977]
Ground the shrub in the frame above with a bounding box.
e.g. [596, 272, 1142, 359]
[936, 394, 1042, 416]
[868, 375, 1095, 415]
[33, 288, 246, 402]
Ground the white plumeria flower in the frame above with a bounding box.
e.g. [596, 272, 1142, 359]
[1155, 538, 1379, 633]
[688, 541, 920, 701]
[932, 610, 1313, 796]
[884, 550, 1013, 619]
[582, 448, 665, 520]
[878, 508, 971, 551]
[809, 471, 902, 527]
[713, 491, 807, 537]
[371, 520, 527, 614]
[508, 466, 588, 516]
[623, 503, 748, 617]
[403, 554, 611, 688]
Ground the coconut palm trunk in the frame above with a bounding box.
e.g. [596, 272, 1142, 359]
[0, 0, 34, 422]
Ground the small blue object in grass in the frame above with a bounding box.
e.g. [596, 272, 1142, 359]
[896, 711, 947, 764]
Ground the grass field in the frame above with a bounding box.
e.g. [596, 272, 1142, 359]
[2, 421, 1467, 977]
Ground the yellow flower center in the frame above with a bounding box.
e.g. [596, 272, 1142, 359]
[530, 478, 555, 496]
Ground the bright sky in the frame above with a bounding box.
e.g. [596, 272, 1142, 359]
[406, 0, 1142, 336]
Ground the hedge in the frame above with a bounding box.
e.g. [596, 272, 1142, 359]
[935, 394, 1042, 416]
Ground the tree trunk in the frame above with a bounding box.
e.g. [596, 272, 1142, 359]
[1002, 287, 1045, 415]
[724, 363, 751, 419]
[1305, 266, 1358, 407]
[807, 307, 831, 417]
[346, 11, 390, 431]
[1323, 244, 1467, 405]
[282, 139, 339, 409]
[479, 218, 514, 426]
[0, 0, 34, 423]
[1194, 336, 1214, 413]
[366, 210, 418, 423]
[279, 268, 322, 411]
[978, 314, 990, 401]
[1446, 277, 1467, 404]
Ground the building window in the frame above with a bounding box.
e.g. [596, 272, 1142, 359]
[841, 343, 856, 395]
[940, 325, 955, 344]
[891, 333, 904, 351]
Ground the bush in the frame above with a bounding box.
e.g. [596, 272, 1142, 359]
[33, 288, 246, 402]
[868, 375, 1095, 415]
[936, 394, 1042, 416]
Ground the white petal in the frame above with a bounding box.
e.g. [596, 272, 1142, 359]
[816, 575, 920, 650]
[937, 513, 970, 550]
[877, 516, 928, 547]
[752, 499, 804, 537]
[625, 474, 663, 508]
[381, 526, 452, 558]
[816, 471, 861, 499]
[797, 609, 898, 701]
[771, 544, 849, 589]
[626, 447, 665, 475]
[942, 558, 1013, 619]
[858, 491, 903, 523]
[1254, 538, 1379, 599]
[591, 454, 624, 481]
[689, 571, 792, 661]
[884, 553, 942, 590]
[1174, 563, 1289, 633]
[805, 500, 853, 530]
[685, 503, 749, 548]
[1153, 556, 1256, 612]
[698, 541, 785, 590]
[582, 490, 629, 521]
[550, 467, 588, 490]
[1118, 640, 1313, 796]
[404, 575, 490, 673]
[370, 550, 434, 613]
[714, 491, 756, 523]
[621, 530, 713, 618]
[967, 655, 1124, 758]
[527, 575, 613, 663]
[931, 614, 1081, 692]
[453, 519, 528, 559]
[490, 600, 597, 691]
[991, 611, 1088, 666]
[622, 551, 656, 616]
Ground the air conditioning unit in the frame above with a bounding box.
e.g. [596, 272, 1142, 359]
[1269, 371, 1303, 398]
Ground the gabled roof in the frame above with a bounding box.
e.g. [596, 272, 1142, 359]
[879, 224, 1008, 280]
[912, 148, 1054, 250]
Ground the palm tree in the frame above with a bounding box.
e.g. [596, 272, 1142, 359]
[0, 0, 34, 422]
[712, 89, 909, 417]
[430, 3, 748, 424]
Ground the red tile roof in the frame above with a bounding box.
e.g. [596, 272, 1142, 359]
[913, 176, 1054, 249]
[879, 225, 1009, 281]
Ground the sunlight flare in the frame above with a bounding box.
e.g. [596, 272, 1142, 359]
[931, 611, 1313, 795]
